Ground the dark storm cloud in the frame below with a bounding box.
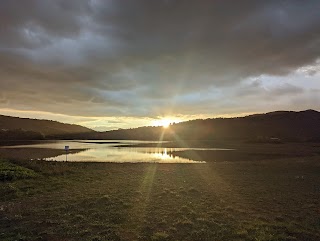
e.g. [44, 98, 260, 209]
[0, 0, 320, 117]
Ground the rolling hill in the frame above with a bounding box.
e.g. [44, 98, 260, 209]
[99, 110, 320, 142]
[0, 115, 94, 140]
[0, 110, 319, 141]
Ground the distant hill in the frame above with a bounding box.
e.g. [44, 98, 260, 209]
[1, 110, 319, 141]
[0, 115, 94, 140]
[98, 110, 320, 142]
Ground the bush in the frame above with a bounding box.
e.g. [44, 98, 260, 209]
[0, 159, 37, 181]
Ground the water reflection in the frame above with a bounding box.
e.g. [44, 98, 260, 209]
[1, 140, 231, 163]
[45, 147, 205, 163]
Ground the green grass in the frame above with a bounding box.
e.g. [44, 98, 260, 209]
[0, 143, 320, 241]
[0, 159, 38, 181]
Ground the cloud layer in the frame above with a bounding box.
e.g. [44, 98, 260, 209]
[0, 0, 319, 128]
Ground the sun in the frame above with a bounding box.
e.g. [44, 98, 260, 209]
[161, 120, 171, 128]
[152, 118, 176, 128]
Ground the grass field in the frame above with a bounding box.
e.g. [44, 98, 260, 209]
[0, 142, 320, 241]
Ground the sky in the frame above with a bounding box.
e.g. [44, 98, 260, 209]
[0, 0, 319, 131]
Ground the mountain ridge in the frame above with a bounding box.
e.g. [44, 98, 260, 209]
[0, 109, 319, 141]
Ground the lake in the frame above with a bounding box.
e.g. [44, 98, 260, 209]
[0, 140, 234, 163]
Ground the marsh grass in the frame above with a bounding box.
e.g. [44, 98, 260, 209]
[0, 143, 320, 240]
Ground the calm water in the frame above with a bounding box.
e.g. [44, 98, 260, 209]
[3, 140, 232, 163]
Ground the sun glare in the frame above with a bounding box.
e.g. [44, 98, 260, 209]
[162, 120, 171, 128]
[153, 118, 178, 128]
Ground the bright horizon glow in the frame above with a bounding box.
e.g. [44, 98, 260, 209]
[0, 108, 279, 131]
[152, 118, 180, 128]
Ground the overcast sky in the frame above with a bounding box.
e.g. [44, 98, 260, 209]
[0, 0, 319, 130]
